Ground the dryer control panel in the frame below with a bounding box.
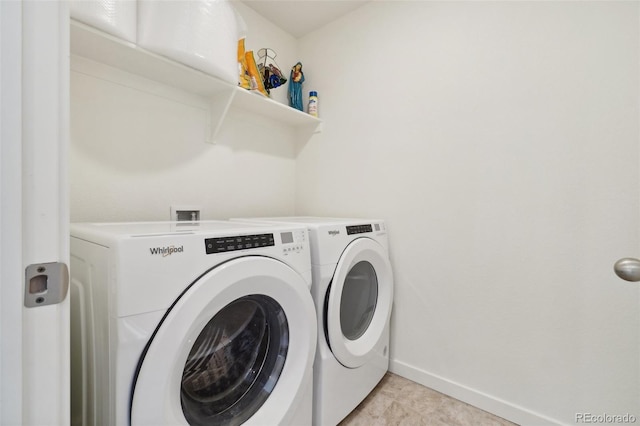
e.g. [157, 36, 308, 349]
[346, 224, 373, 235]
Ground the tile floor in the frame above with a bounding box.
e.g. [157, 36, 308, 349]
[339, 373, 517, 426]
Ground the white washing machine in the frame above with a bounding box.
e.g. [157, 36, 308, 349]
[70, 221, 317, 426]
[232, 217, 394, 426]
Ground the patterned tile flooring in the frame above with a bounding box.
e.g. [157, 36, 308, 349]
[339, 373, 518, 426]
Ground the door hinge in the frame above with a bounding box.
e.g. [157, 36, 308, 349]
[24, 262, 69, 308]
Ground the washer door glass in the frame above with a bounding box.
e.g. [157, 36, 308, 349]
[130, 256, 317, 426]
[181, 295, 288, 426]
[340, 261, 378, 340]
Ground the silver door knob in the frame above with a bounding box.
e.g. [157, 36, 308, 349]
[614, 257, 640, 282]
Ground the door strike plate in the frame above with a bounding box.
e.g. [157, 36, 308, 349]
[24, 262, 69, 308]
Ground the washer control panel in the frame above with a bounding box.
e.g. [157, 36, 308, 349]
[204, 229, 307, 256]
[205, 233, 274, 254]
[280, 229, 306, 256]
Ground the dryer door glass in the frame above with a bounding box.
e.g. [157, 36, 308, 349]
[180, 295, 289, 426]
[325, 237, 393, 368]
[340, 261, 378, 340]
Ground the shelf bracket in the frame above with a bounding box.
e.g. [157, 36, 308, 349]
[296, 120, 324, 143]
[207, 87, 237, 144]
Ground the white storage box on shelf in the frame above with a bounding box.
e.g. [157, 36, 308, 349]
[69, 0, 136, 43]
[137, 0, 238, 85]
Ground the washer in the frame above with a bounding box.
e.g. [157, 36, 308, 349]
[69, 221, 317, 426]
[232, 217, 394, 426]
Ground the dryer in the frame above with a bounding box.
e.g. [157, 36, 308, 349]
[69, 221, 317, 426]
[232, 217, 394, 426]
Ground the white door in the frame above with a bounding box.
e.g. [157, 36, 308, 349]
[131, 256, 317, 425]
[0, 1, 69, 425]
[326, 238, 393, 368]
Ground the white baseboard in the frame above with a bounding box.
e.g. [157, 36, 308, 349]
[389, 359, 563, 426]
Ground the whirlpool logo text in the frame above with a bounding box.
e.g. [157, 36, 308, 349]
[149, 245, 184, 257]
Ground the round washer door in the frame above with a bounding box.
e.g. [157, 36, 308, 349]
[130, 256, 317, 426]
[326, 237, 393, 368]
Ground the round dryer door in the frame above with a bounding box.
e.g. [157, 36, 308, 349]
[130, 256, 317, 426]
[326, 237, 393, 368]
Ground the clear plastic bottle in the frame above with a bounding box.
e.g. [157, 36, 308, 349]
[308, 91, 318, 117]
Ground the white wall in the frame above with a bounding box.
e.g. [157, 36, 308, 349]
[70, 2, 298, 222]
[297, 2, 639, 425]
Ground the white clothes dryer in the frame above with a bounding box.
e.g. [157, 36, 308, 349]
[69, 221, 317, 426]
[232, 217, 394, 426]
